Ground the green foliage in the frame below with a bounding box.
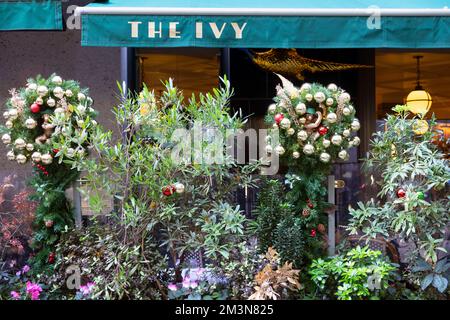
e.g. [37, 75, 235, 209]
[55, 77, 260, 298]
[309, 246, 397, 300]
[196, 202, 249, 261]
[347, 108, 450, 296]
[28, 163, 78, 271]
[409, 257, 450, 295]
[41, 222, 166, 300]
[273, 215, 305, 267]
[215, 240, 264, 299]
[254, 177, 326, 268]
[254, 179, 291, 252]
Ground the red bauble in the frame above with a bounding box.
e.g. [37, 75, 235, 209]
[274, 113, 284, 125]
[318, 126, 328, 135]
[53, 148, 59, 154]
[302, 209, 310, 217]
[48, 252, 55, 264]
[396, 188, 406, 198]
[45, 220, 54, 228]
[162, 185, 175, 196]
[310, 229, 317, 237]
[30, 103, 40, 113]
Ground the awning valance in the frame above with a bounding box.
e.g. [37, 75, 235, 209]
[77, 0, 450, 48]
[0, 0, 63, 31]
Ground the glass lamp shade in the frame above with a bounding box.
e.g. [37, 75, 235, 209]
[406, 89, 432, 115]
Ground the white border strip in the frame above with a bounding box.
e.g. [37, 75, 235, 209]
[75, 7, 450, 17]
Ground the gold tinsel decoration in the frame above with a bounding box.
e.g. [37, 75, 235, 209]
[251, 49, 373, 80]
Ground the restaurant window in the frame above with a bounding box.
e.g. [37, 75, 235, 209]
[376, 49, 450, 155]
[136, 48, 221, 99]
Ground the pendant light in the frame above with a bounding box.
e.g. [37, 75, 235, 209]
[406, 55, 432, 116]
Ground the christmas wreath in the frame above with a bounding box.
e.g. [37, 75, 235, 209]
[2, 74, 97, 165]
[265, 74, 360, 167]
[1, 74, 97, 270]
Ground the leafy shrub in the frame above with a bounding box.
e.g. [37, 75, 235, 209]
[254, 178, 323, 268]
[309, 246, 397, 300]
[42, 222, 167, 300]
[273, 215, 305, 267]
[347, 106, 450, 297]
[52, 78, 261, 299]
[0, 175, 36, 268]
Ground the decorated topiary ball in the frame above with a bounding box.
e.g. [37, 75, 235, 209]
[1, 74, 97, 166]
[265, 74, 360, 166]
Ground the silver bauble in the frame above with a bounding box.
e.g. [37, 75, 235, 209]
[47, 98, 56, 107]
[303, 143, 315, 155]
[320, 152, 331, 163]
[16, 154, 27, 164]
[280, 118, 291, 129]
[275, 145, 285, 155]
[268, 103, 277, 114]
[338, 150, 348, 160]
[331, 134, 343, 146]
[327, 83, 338, 92]
[41, 154, 53, 165]
[52, 76, 63, 85]
[351, 119, 361, 131]
[297, 130, 308, 141]
[300, 83, 311, 93]
[343, 129, 351, 137]
[25, 118, 37, 129]
[314, 92, 326, 103]
[14, 138, 26, 150]
[7, 151, 15, 161]
[2, 134, 11, 145]
[37, 85, 48, 97]
[326, 113, 337, 124]
[295, 103, 307, 115]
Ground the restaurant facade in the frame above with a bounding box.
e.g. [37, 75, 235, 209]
[0, 0, 449, 271]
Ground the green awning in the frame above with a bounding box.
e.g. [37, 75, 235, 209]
[77, 0, 450, 48]
[0, 0, 63, 31]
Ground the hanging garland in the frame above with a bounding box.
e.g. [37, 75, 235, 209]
[0, 74, 97, 270]
[264, 74, 361, 259]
